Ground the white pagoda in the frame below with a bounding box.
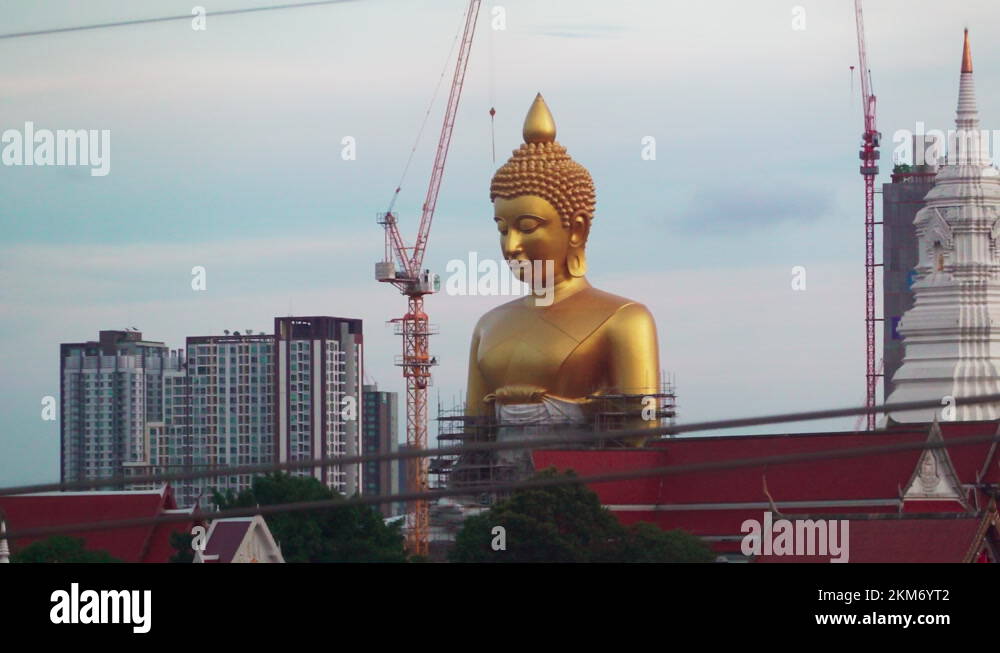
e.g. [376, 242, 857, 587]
[0, 520, 9, 563]
[888, 30, 1000, 423]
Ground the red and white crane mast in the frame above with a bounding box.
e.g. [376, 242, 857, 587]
[854, 0, 881, 430]
[375, 0, 482, 556]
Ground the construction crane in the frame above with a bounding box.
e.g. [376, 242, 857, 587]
[853, 0, 881, 431]
[375, 0, 482, 556]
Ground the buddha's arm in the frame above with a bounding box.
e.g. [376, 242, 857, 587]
[465, 325, 489, 420]
[605, 302, 661, 442]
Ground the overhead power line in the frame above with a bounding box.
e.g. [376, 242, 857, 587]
[2, 391, 998, 498]
[3, 410, 1000, 541]
[0, 0, 359, 40]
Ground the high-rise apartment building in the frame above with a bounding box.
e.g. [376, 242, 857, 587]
[61, 318, 364, 507]
[60, 330, 179, 485]
[275, 316, 363, 496]
[178, 331, 276, 506]
[362, 383, 399, 516]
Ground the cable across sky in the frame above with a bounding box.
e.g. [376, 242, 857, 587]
[2, 391, 997, 498]
[4, 426, 998, 542]
[0, 0, 360, 40]
[3, 393, 999, 541]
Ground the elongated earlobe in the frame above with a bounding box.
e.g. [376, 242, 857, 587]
[568, 248, 587, 277]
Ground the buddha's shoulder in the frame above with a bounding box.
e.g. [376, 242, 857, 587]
[574, 288, 656, 331]
[570, 287, 642, 310]
[533, 287, 652, 346]
[472, 287, 655, 334]
[474, 296, 531, 330]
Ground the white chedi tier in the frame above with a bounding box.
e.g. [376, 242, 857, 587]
[888, 37, 1000, 422]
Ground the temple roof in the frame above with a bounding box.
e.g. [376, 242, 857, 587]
[755, 513, 994, 563]
[0, 484, 197, 563]
[532, 422, 1000, 557]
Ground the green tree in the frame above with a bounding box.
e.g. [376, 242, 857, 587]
[12, 535, 122, 563]
[450, 469, 715, 563]
[169, 530, 195, 563]
[596, 522, 717, 564]
[212, 472, 407, 563]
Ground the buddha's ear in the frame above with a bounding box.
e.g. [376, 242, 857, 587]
[568, 210, 590, 247]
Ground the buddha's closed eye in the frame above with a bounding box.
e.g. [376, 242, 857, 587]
[515, 216, 542, 233]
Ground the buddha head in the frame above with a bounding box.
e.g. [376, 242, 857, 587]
[490, 94, 596, 286]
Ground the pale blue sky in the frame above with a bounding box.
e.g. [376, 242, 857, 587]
[2, 0, 999, 485]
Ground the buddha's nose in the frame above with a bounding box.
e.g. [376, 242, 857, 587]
[503, 233, 523, 259]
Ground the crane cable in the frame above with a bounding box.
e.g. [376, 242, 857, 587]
[385, 5, 468, 216]
[850, 65, 855, 109]
[488, 7, 497, 165]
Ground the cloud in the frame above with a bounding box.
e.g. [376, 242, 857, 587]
[0, 233, 366, 310]
[672, 181, 837, 234]
[538, 25, 628, 39]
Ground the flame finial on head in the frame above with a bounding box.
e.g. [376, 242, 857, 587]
[523, 93, 557, 144]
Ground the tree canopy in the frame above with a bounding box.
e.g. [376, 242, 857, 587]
[169, 530, 195, 563]
[449, 469, 716, 563]
[12, 535, 122, 563]
[212, 472, 407, 563]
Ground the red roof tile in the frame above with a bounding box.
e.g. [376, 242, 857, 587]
[535, 425, 1000, 505]
[0, 486, 195, 563]
[532, 424, 1000, 545]
[937, 422, 999, 481]
[755, 516, 984, 563]
[533, 430, 930, 506]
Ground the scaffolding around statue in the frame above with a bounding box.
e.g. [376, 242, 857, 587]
[429, 378, 678, 503]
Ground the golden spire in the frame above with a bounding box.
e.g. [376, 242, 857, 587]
[962, 28, 973, 73]
[522, 93, 556, 144]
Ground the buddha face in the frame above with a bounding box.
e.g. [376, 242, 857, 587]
[494, 195, 587, 287]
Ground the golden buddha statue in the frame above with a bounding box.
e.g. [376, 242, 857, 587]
[464, 93, 661, 463]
